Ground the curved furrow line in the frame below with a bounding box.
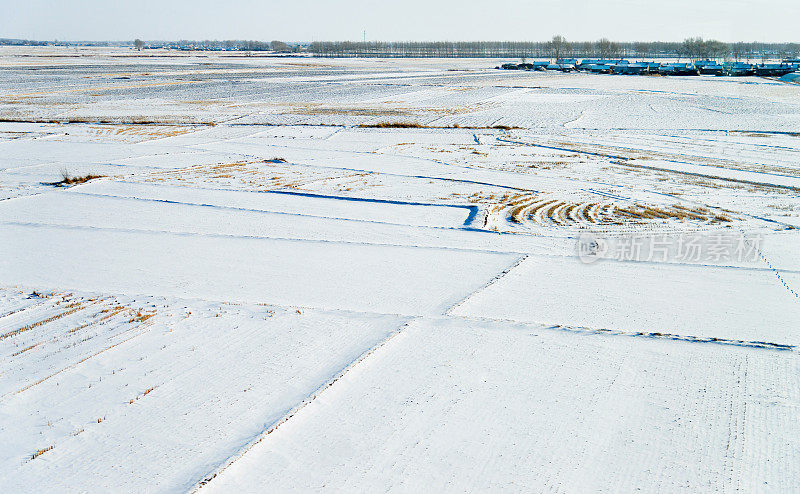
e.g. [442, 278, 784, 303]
[600, 203, 617, 224]
[576, 202, 595, 227]
[550, 202, 570, 226]
[531, 199, 559, 226]
[518, 197, 556, 225]
[543, 201, 563, 227]
[566, 203, 582, 224]
[587, 202, 605, 224]
[512, 202, 538, 225]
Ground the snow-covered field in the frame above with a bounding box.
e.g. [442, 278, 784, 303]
[1, 47, 799, 492]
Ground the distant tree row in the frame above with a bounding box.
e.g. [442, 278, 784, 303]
[311, 38, 800, 60]
[0, 37, 299, 52]
[168, 39, 276, 51]
[0, 38, 48, 46]
[127, 39, 296, 52]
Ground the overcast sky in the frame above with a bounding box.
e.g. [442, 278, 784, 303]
[2, 0, 797, 42]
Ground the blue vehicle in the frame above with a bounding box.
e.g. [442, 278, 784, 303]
[754, 63, 795, 77]
[612, 63, 650, 75]
[659, 63, 699, 76]
[727, 62, 755, 76]
[697, 63, 725, 75]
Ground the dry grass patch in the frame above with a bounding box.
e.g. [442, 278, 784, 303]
[129, 309, 156, 324]
[31, 446, 53, 460]
[361, 121, 424, 129]
[128, 386, 157, 404]
[47, 170, 105, 187]
[359, 121, 521, 130]
[485, 191, 733, 228]
[1, 302, 84, 340]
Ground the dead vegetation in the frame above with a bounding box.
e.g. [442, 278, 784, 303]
[30, 446, 53, 460]
[1, 301, 84, 341]
[361, 121, 423, 128]
[283, 105, 415, 117]
[358, 121, 520, 130]
[128, 386, 157, 404]
[11, 342, 43, 357]
[4, 291, 162, 398]
[0, 117, 217, 126]
[483, 192, 733, 229]
[88, 124, 196, 140]
[129, 309, 156, 324]
[47, 170, 105, 187]
[615, 203, 731, 224]
[139, 158, 364, 192]
[730, 130, 800, 138]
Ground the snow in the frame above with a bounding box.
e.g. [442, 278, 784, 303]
[1, 294, 407, 492]
[451, 254, 800, 345]
[0, 223, 515, 316]
[1, 49, 799, 492]
[205, 317, 800, 493]
[73, 180, 475, 228]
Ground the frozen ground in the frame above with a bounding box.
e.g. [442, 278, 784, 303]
[1, 47, 799, 492]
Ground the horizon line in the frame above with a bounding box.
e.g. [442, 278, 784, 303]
[3, 37, 800, 45]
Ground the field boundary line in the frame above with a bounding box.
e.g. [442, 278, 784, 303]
[454, 314, 797, 352]
[444, 254, 528, 316]
[189, 317, 417, 492]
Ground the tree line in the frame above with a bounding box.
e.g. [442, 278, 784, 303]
[150, 40, 292, 51]
[311, 38, 800, 60]
[0, 38, 48, 46]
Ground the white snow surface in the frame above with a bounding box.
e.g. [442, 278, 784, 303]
[1, 50, 799, 493]
[207, 317, 800, 493]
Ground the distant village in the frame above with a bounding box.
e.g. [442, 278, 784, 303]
[499, 58, 800, 77]
[2, 37, 799, 79]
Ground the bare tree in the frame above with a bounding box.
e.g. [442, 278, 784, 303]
[706, 40, 729, 61]
[548, 35, 568, 61]
[730, 42, 745, 61]
[271, 40, 289, 52]
[134, 39, 144, 51]
[682, 37, 704, 61]
[634, 42, 650, 59]
[597, 38, 619, 59]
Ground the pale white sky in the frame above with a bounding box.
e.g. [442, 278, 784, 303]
[1, 0, 797, 42]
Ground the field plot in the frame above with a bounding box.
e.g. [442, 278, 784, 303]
[72, 180, 476, 228]
[0, 288, 407, 492]
[0, 223, 516, 316]
[451, 255, 800, 345]
[1, 48, 799, 492]
[204, 318, 800, 493]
